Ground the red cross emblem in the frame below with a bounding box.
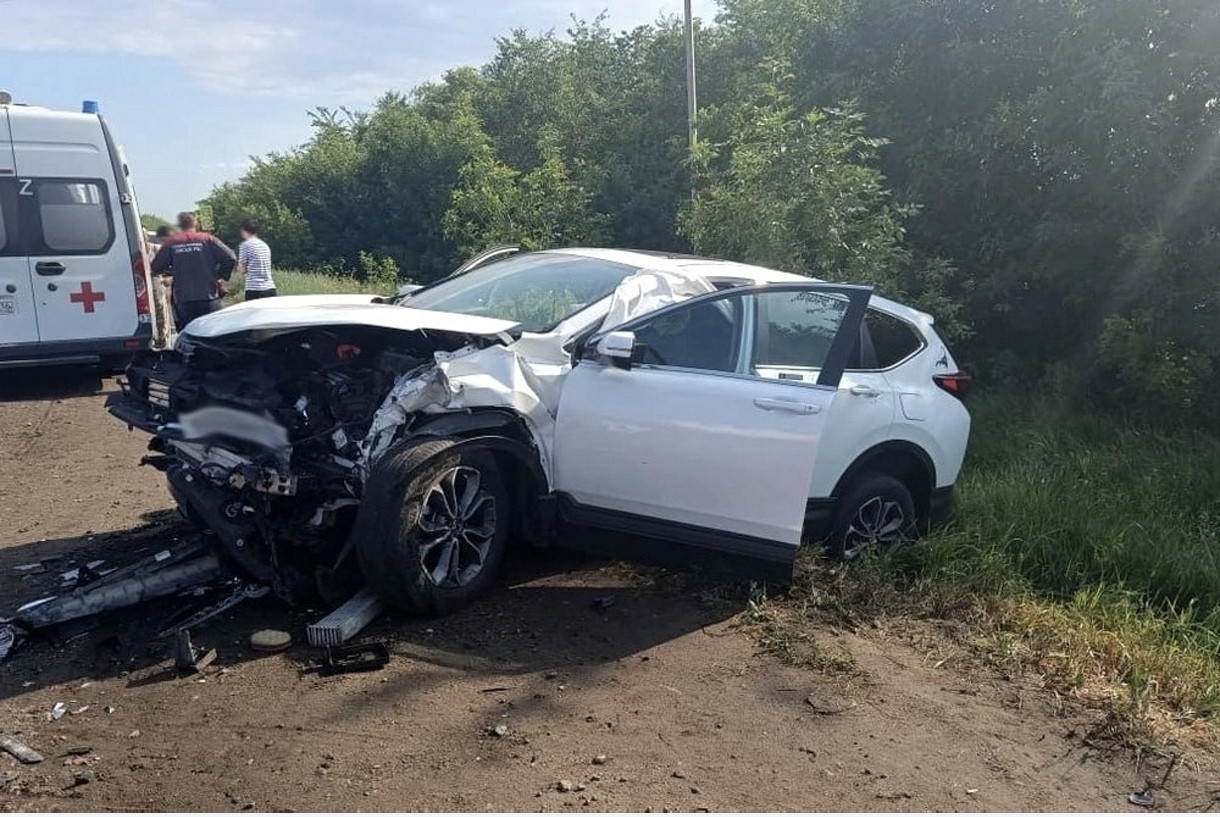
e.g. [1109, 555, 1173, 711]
[69, 281, 106, 313]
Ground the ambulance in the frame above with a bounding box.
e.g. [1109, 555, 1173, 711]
[0, 92, 170, 370]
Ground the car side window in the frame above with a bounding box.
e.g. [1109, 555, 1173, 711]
[750, 290, 849, 381]
[632, 295, 743, 373]
[856, 309, 924, 370]
[32, 180, 113, 255]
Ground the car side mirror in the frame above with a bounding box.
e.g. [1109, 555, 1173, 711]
[595, 330, 636, 369]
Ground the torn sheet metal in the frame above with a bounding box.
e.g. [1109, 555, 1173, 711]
[358, 365, 451, 467]
[434, 344, 558, 476]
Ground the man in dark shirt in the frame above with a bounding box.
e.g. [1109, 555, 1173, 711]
[151, 211, 237, 329]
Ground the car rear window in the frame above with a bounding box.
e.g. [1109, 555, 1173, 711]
[861, 309, 924, 368]
[33, 180, 113, 254]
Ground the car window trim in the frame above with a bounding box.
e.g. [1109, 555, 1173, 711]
[23, 176, 116, 257]
[845, 308, 928, 373]
[598, 282, 873, 388]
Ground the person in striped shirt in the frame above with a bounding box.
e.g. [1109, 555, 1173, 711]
[236, 219, 276, 300]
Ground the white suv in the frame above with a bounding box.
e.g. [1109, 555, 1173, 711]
[108, 248, 971, 614]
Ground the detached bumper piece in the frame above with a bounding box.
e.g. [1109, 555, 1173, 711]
[15, 544, 223, 630]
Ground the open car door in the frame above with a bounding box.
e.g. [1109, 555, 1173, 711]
[551, 282, 872, 575]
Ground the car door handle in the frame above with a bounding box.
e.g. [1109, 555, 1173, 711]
[753, 397, 821, 415]
[34, 262, 66, 276]
[849, 384, 881, 397]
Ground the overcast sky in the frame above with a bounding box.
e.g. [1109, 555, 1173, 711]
[0, 0, 716, 217]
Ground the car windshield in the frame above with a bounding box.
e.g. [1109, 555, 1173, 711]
[403, 252, 638, 333]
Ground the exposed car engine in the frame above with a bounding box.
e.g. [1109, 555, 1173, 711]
[109, 324, 494, 604]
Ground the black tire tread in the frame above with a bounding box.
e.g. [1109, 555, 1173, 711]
[829, 471, 916, 562]
[353, 436, 508, 615]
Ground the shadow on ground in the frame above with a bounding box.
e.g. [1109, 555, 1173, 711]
[0, 517, 745, 702]
[0, 366, 112, 403]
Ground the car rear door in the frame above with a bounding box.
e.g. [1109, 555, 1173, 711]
[8, 111, 137, 343]
[0, 108, 40, 347]
[552, 283, 871, 571]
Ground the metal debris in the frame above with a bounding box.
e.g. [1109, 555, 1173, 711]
[49, 702, 67, 721]
[0, 736, 44, 764]
[174, 630, 217, 674]
[317, 641, 390, 676]
[306, 587, 384, 647]
[1129, 791, 1156, 808]
[0, 625, 17, 661]
[158, 583, 268, 638]
[18, 546, 222, 630]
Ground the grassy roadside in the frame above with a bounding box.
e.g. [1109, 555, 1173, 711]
[224, 267, 391, 301]
[764, 391, 1220, 747]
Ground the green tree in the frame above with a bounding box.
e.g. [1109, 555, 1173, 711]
[139, 213, 170, 232]
[681, 61, 965, 336]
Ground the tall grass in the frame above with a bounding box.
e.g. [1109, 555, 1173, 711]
[225, 267, 392, 300]
[810, 391, 1220, 735]
[919, 393, 1220, 613]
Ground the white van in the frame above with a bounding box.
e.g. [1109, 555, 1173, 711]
[0, 94, 169, 369]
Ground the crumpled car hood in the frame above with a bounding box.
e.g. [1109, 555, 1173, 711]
[181, 295, 521, 340]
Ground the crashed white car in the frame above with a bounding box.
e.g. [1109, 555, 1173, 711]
[107, 248, 972, 614]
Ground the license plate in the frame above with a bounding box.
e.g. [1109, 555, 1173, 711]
[0, 296, 14, 315]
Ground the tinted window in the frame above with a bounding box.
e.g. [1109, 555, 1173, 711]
[752, 290, 848, 369]
[633, 297, 742, 372]
[35, 180, 112, 253]
[861, 309, 923, 368]
[405, 252, 636, 333]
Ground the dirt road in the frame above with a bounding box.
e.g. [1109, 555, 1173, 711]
[0, 370, 1211, 811]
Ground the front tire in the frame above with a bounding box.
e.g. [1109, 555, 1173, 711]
[353, 438, 510, 615]
[829, 472, 916, 561]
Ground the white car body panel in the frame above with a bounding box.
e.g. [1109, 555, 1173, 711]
[553, 364, 840, 546]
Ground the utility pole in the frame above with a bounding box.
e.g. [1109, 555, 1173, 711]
[683, 0, 698, 196]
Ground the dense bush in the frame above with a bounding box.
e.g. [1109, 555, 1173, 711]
[201, 0, 1220, 422]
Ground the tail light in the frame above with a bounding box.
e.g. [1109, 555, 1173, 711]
[933, 372, 973, 399]
[131, 251, 152, 323]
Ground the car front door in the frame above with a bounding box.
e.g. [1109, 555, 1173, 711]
[551, 283, 871, 571]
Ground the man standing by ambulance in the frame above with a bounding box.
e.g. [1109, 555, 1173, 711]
[151, 212, 237, 329]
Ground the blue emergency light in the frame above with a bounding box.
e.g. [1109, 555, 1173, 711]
[82, 100, 99, 114]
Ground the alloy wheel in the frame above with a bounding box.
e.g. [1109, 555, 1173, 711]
[416, 465, 498, 587]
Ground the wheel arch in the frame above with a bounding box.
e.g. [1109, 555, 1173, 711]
[830, 441, 936, 525]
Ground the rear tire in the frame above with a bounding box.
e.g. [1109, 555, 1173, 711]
[353, 437, 510, 615]
[829, 472, 916, 561]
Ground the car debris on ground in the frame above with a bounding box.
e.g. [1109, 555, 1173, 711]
[315, 641, 390, 675]
[0, 736, 44, 764]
